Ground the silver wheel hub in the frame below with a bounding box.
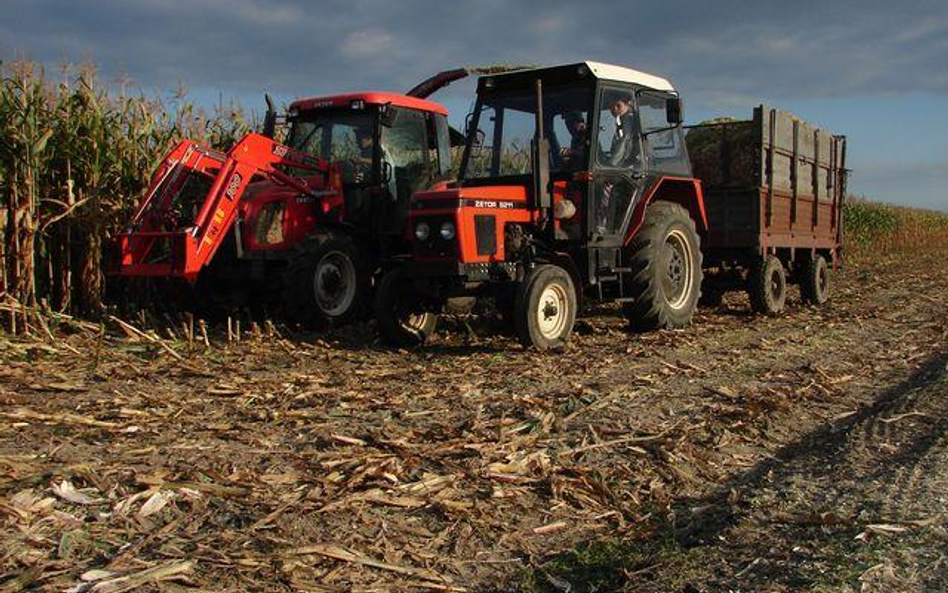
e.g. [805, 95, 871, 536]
[314, 251, 357, 317]
[662, 229, 695, 310]
[536, 283, 569, 339]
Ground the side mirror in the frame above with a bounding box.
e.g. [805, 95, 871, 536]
[262, 94, 277, 138]
[380, 104, 398, 128]
[380, 160, 393, 184]
[666, 97, 683, 124]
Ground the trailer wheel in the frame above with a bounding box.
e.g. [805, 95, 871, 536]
[514, 264, 577, 350]
[748, 255, 787, 315]
[374, 268, 438, 346]
[623, 201, 703, 331]
[283, 231, 367, 327]
[800, 254, 831, 305]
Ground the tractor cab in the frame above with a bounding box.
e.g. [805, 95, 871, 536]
[455, 62, 694, 253]
[279, 92, 453, 240]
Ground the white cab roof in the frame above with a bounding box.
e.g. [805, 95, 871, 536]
[584, 61, 675, 91]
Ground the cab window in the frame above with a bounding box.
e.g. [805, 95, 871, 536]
[381, 108, 432, 202]
[638, 92, 690, 176]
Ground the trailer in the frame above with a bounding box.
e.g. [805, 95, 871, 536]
[686, 107, 847, 312]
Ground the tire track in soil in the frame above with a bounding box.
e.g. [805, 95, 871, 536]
[630, 348, 948, 593]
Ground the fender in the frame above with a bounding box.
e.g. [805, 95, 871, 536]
[624, 176, 708, 245]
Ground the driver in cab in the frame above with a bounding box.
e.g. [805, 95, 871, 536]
[607, 96, 639, 168]
[353, 127, 397, 199]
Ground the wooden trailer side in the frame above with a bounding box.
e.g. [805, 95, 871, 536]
[757, 106, 846, 256]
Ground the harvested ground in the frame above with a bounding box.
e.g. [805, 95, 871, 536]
[1, 249, 946, 593]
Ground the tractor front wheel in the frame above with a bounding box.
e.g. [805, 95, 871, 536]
[283, 231, 367, 328]
[748, 254, 787, 315]
[514, 264, 577, 350]
[374, 268, 438, 346]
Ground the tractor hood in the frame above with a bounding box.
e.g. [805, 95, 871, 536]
[239, 173, 339, 217]
[411, 185, 529, 212]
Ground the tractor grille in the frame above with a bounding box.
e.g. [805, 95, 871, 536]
[474, 215, 496, 256]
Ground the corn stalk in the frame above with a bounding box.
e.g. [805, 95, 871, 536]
[0, 60, 250, 332]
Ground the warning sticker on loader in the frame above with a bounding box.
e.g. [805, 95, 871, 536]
[225, 173, 243, 200]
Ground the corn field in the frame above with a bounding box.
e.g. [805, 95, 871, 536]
[843, 198, 948, 260]
[0, 61, 250, 330]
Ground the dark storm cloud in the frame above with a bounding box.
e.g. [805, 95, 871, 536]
[2, 0, 946, 107]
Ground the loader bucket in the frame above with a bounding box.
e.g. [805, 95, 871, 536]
[114, 140, 229, 282]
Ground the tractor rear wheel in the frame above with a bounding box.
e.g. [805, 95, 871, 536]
[514, 264, 577, 350]
[748, 254, 787, 315]
[800, 254, 831, 305]
[283, 231, 367, 328]
[374, 268, 438, 346]
[623, 201, 703, 331]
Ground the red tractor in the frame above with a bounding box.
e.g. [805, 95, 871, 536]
[375, 62, 708, 348]
[112, 70, 477, 325]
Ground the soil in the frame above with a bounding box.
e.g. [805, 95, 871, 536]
[1, 248, 946, 593]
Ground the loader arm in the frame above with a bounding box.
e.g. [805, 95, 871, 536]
[115, 133, 334, 282]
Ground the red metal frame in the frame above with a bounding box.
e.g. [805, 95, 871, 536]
[115, 133, 337, 282]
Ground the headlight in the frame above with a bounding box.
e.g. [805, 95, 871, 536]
[439, 221, 456, 241]
[414, 222, 430, 241]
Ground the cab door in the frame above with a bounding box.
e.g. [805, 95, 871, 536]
[586, 84, 649, 271]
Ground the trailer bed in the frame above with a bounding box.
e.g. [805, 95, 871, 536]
[686, 105, 847, 258]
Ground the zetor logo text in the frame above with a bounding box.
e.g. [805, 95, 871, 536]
[225, 173, 243, 199]
[473, 200, 516, 209]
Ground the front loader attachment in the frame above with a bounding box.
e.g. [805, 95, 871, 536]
[114, 133, 329, 282]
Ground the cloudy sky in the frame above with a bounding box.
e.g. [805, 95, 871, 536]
[3, 0, 947, 209]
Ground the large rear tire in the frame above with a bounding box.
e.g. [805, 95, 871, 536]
[623, 201, 703, 332]
[514, 264, 577, 350]
[374, 268, 438, 346]
[748, 254, 787, 315]
[283, 231, 367, 328]
[800, 254, 831, 305]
